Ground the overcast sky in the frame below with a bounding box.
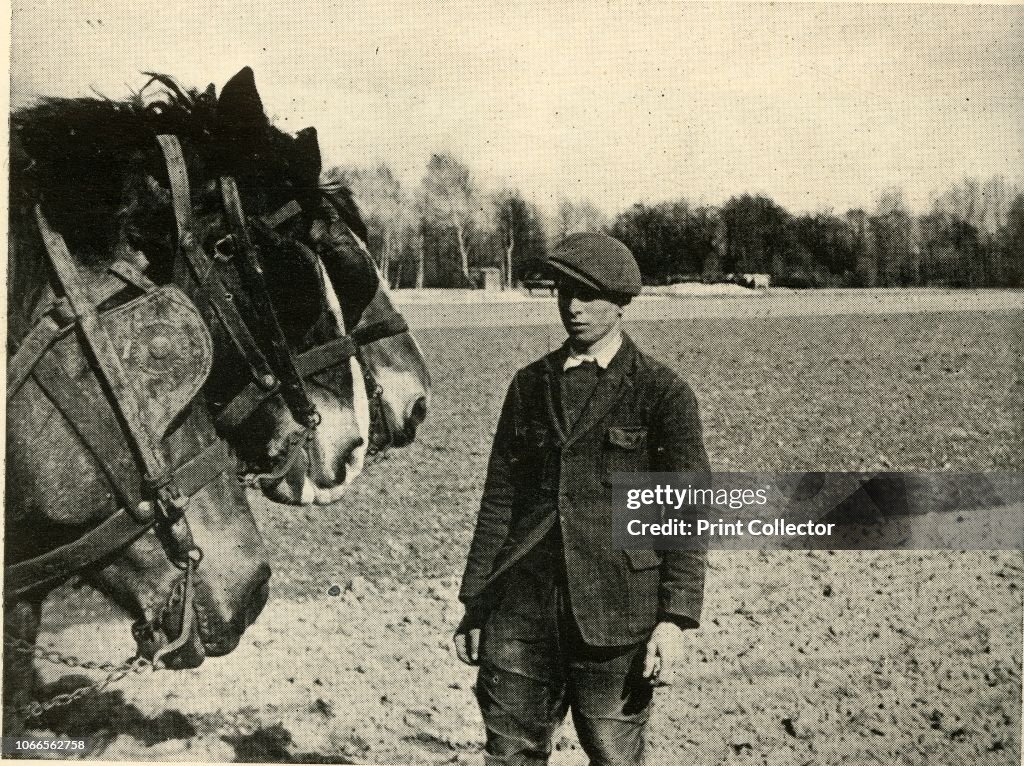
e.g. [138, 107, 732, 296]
[10, 1, 1022, 217]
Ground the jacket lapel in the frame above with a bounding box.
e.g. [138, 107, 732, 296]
[561, 335, 636, 449]
[540, 351, 569, 445]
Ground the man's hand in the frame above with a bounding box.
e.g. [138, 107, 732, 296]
[643, 621, 687, 686]
[454, 626, 482, 665]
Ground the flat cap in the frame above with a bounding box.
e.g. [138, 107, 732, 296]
[545, 232, 642, 298]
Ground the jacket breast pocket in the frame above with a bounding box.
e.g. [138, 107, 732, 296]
[601, 426, 649, 486]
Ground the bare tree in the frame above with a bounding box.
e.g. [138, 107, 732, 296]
[552, 198, 608, 242]
[870, 188, 914, 286]
[421, 153, 481, 284]
[494, 190, 548, 288]
[330, 164, 417, 286]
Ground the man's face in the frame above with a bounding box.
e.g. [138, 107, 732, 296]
[557, 280, 623, 350]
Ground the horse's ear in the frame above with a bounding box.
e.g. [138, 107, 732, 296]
[216, 67, 268, 136]
[215, 67, 270, 174]
[293, 127, 322, 190]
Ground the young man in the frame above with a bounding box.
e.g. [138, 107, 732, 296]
[455, 232, 710, 766]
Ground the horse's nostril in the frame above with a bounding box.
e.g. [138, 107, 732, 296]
[408, 396, 428, 427]
[251, 563, 271, 592]
[245, 564, 271, 607]
[246, 581, 270, 628]
[235, 565, 271, 633]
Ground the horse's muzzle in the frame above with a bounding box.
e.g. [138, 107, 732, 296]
[134, 562, 271, 667]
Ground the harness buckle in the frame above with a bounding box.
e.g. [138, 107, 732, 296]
[156, 484, 190, 518]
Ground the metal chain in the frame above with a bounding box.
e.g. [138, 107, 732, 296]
[5, 544, 200, 719]
[239, 427, 316, 487]
[4, 634, 156, 719]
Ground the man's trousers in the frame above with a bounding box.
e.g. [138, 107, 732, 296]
[475, 554, 653, 766]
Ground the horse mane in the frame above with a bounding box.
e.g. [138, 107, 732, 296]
[10, 84, 194, 345]
[8, 70, 371, 345]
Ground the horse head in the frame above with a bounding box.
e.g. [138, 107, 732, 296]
[312, 186, 431, 467]
[4, 232, 270, 681]
[196, 67, 428, 502]
[181, 67, 372, 505]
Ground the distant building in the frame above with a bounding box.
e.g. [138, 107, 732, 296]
[469, 267, 503, 290]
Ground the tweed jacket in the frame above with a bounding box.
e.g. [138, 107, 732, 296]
[459, 333, 710, 646]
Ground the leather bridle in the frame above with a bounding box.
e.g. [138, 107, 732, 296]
[313, 192, 414, 458]
[156, 134, 410, 470]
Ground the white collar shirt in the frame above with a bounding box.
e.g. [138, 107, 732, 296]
[562, 332, 623, 372]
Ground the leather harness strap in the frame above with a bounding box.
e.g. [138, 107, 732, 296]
[157, 136, 284, 433]
[35, 206, 171, 493]
[293, 313, 409, 377]
[219, 176, 318, 427]
[262, 199, 302, 230]
[5, 509, 156, 600]
[155, 134, 194, 239]
[6, 307, 70, 397]
[172, 438, 231, 497]
[352, 313, 410, 346]
[32, 350, 146, 513]
[6, 260, 165, 398]
[157, 134, 413, 452]
[156, 135, 280, 401]
[5, 211, 228, 601]
[246, 221, 409, 374]
[3, 438, 230, 601]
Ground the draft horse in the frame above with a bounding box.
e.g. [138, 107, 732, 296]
[4, 67, 419, 733]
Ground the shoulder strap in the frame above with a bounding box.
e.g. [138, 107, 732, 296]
[35, 206, 170, 492]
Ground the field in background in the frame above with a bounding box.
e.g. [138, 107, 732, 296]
[32, 294, 1024, 764]
[392, 287, 1024, 328]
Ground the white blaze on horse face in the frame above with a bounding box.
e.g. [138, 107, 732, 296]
[258, 258, 369, 507]
[304, 256, 370, 505]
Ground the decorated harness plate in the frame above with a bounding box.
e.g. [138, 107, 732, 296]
[101, 285, 213, 439]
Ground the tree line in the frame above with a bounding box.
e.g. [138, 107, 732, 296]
[331, 154, 1023, 289]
